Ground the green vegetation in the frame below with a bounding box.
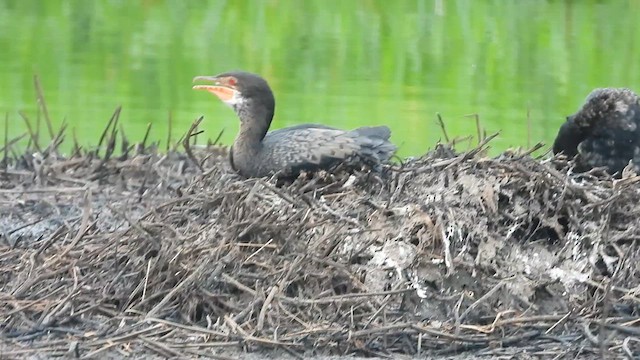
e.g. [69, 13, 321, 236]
[1, 0, 638, 156]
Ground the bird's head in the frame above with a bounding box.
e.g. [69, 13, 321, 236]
[193, 71, 275, 119]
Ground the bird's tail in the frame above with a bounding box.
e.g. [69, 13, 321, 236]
[351, 126, 392, 140]
[350, 126, 397, 163]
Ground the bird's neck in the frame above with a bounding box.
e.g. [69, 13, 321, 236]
[233, 100, 274, 156]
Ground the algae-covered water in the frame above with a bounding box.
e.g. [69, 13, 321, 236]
[0, 0, 639, 156]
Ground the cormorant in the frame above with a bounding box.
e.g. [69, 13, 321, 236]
[193, 71, 397, 178]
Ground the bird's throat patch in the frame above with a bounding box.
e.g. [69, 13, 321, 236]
[193, 85, 237, 102]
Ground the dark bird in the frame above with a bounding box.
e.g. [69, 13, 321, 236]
[193, 71, 397, 178]
[553, 88, 640, 175]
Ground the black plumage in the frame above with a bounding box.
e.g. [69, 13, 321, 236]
[553, 88, 640, 175]
[193, 71, 396, 178]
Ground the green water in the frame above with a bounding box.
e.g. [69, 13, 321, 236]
[1, 0, 639, 157]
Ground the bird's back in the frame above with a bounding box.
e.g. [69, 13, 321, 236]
[553, 88, 640, 174]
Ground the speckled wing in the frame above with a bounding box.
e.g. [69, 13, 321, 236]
[259, 125, 395, 176]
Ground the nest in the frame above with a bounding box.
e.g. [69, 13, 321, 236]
[0, 107, 639, 359]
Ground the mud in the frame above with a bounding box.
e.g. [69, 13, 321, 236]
[0, 124, 638, 359]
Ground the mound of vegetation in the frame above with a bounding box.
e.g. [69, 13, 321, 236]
[0, 109, 638, 359]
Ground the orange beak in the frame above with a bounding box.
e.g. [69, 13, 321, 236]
[192, 76, 236, 102]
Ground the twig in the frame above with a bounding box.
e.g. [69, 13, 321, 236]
[436, 113, 450, 143]
[458, 280, 505, 324]
[182, 116, 205, 172]
[145, 254, 224, 319]
[166, 111, 173, 152]
[141, 122, 152, 151]
[526, 105, 531, 149]
[49, 188, 93, 262]
[3, 112, 8, 172]
[257, 285, 279, 331]
[33, 75, 55, 140]
[464, 113, 482, 144]
[19, 111, 42, 154]
[212, 129, 225, 146]
[96, 106, 122, 155]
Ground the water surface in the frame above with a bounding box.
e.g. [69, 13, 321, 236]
[1, 0, 638, 156]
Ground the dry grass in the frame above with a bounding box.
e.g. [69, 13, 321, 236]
[0, 82, 638, 359]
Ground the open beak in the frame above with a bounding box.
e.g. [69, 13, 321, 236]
[192, 76, 237, 102]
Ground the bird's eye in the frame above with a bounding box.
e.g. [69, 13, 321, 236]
[228, 77, 237, 86]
